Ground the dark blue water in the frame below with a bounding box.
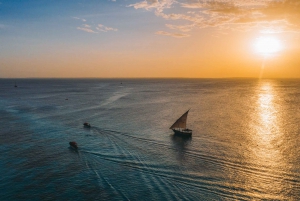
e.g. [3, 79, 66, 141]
[0, 79, 299, 200]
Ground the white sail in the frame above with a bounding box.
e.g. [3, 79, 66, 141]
[170, 110, 189, 129]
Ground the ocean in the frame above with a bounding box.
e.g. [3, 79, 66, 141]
[0, 78, 299, 200]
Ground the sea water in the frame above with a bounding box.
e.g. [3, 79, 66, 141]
[0, 78, 299, 200]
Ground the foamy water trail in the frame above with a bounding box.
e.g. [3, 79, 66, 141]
[76, 127, 297, 200]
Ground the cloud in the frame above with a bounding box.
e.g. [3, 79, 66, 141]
[155, 31, 190, 38]
[197, 0, 300, 31]
[129, 0, 300, 35]
[77, 23, 118, 34]
[165, 24, 195, 32]
[74, 18, 118, 34]
[97, 24, 118, 32]
[260, 0, 300, 25]
[77, 27, 96, 33]
[190, 0, 300, 30]
[83, 24, 91, 28]
[73, 17, 86, 22]
[128, 0, 175, 13]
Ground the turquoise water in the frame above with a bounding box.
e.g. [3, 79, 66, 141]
[0, 79, 299, 200]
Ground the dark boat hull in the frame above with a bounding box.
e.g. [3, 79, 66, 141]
[69, 141, 78, 149]
[83, 123, 91, 128]
[172, 129, 192, 137]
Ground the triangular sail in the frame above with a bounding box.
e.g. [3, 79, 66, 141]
[170, 110, 189, 129]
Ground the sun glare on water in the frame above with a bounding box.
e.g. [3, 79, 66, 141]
[254, 36, 282, 56]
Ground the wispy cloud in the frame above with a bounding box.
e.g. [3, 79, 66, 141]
[155, 31, 190, 38]
[73, 17, 86, 22]
[74, 18, 118, 34]
[77, 27, 96, 33]
[128, 0, 175, 12]
[129, 0, 300, 36]
[97, 24, 118, 32]
[165, 24, 195, 32]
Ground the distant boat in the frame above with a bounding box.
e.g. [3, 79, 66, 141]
[14, 81, 17, 88]
[170, 109, 192, 137]
[69, 141, 78, 149]
[83, 122, 91, 128]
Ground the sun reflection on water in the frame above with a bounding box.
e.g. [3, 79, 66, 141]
[247, 81, 286, 199]
[257, 83, 280, 145]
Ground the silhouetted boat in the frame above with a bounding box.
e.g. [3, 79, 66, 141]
[14, 81, 17, 88]
[69, 141, 78, 149]
[170, 109, 192, 137]
[83, 122, 91, 128]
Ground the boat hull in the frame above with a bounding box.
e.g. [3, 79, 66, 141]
[172, 129, 192, 137]
[69, 141, 78, 149]
[83, 122, 91, 128]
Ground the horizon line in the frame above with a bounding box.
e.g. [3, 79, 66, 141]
[1, 76, 300, 79]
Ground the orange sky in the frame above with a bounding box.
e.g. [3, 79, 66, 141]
[1, 0, 300, 78]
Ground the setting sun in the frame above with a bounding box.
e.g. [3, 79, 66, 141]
[254, 36, 282, 56]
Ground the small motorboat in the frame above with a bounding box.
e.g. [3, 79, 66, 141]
[83, 122, 91, 128]
[69, 141, 78, 149]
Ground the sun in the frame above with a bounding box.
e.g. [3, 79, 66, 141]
[254, 36, 282, 56]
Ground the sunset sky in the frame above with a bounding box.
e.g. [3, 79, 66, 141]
[1, 0, 300, 78]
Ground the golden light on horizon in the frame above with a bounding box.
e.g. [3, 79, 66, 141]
[253, 36, 282, 56]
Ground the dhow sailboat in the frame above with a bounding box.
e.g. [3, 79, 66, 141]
[170, 109, 192, 137]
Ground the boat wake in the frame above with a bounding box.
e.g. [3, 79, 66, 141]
[76, 127, 300, 200]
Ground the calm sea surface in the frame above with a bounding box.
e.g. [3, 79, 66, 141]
[0, 78, 299, 200]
